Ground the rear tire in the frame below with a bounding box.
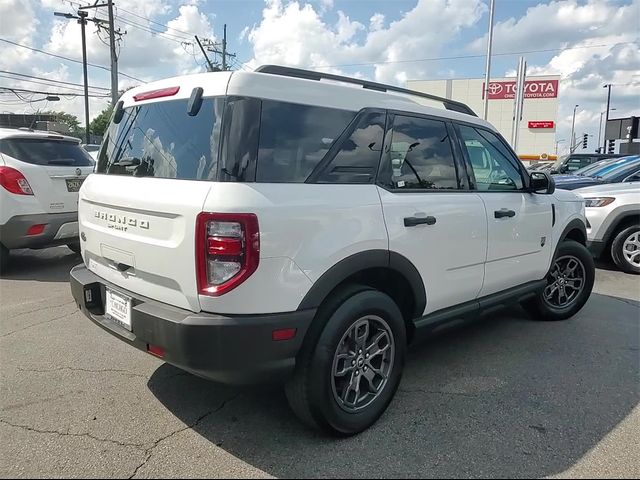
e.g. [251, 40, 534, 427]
[523, 240, 595, 321]
[0, 244, 8, 272]
[67, 242, 81, 254]
[610, 225, 640, 274]
[285, 284, 406, 436]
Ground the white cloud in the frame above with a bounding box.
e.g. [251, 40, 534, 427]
[246, 0, 486, 83]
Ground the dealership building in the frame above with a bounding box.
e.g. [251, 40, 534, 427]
[407, 75, 561, 159]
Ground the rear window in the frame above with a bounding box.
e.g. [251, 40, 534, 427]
[97, 97, 224, 179]
[0, 138, 93, 166]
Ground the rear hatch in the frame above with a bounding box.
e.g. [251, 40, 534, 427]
[80, 79, 228, 312]
[0, 133, 94, 213]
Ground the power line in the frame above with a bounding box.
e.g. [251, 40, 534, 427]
[0, 37, 143, 82]
[0, 75, 108, 96]
[115, 6, 197, 38]
[310, 41, 640, 69]
[0, 70, 110, 91]
[0, 87, 110, 98]
[115, 16, 194, 44]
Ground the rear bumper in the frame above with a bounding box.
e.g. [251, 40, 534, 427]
[70, 264, 315, 386]
[0, 212, 78, 249]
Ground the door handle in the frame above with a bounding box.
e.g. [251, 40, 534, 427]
[404, 216, 437, 227]
[494, 208, 516, 219]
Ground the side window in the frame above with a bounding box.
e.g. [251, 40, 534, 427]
[256, 100, 355, 183]
[316, 111, 385, 184]
[384, 115, 458, 190]
[458, 125, 524, 191]
[566, 158, 585, 171]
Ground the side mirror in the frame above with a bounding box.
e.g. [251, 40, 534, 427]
[530, 171, 555, 194]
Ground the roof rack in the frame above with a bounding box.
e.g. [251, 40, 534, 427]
[255, 65, 477, 117]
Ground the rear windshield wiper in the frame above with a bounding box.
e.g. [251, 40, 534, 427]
[47, 159, 75, 165]
[111, 157, 141, 167]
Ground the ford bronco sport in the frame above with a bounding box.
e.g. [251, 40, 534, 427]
[70, 66, 595, 435]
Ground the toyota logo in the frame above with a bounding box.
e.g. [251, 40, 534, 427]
[488, 83, 503, 95]
[75, 168, 82, 176]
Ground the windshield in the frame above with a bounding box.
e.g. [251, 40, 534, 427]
[0, 138, 93, 166]
[599, 158, 640, 180]
[589, 157, 636, 178]
[97, 97, 224, 179]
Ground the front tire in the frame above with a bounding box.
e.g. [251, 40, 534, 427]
[611, 225, 640, 274]
[286, 285, 406, 436]
[523, 240, 595, 321]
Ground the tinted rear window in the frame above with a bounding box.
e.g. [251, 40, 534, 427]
[0, 138, 93, 166]
[97, 98, 224, 179]
[256, 101, 355, 183]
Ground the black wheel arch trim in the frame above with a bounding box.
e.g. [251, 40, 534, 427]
[601, 212, 640, 245]
[297, 249, 426, 318]
[552, 218, 588, 265]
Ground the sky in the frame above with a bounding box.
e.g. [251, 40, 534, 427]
[0, 0, 638, 155]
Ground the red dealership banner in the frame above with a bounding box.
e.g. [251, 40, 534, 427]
[482, 80, 559, 100]
[528, 121, 555, 129]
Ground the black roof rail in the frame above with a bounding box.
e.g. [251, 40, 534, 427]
[255, 65, 477, 117]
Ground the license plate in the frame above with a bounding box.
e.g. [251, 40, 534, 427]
[66, 178, 84, 192]
[105, 288, 132, 331]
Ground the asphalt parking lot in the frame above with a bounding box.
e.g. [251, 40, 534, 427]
[0, 247, 638, 479]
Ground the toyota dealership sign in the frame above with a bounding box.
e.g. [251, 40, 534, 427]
[482, 80, 559, 100]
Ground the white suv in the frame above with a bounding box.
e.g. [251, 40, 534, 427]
[576, 182, 640, 274]
[70, 66, 595, 435]
[0, 128, 94, 270]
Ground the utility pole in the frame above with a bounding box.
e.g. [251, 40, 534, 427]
[199, 26, 236, 71]
[54, 10, 90, 144]
[511, 56, 526, 151]
[107, 0, 118, 105]
[79, 1, 123, 106]
[482, 0, 496, 120]
[195, 36, 215, 72]
[222, 24, 228, 71]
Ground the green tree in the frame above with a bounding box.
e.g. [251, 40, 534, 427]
[90, 105, 113, 136]
[42, 110, 81, 134]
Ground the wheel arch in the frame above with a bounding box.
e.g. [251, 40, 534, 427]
[297, 250, 426, 342]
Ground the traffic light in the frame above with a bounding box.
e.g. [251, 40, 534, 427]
[582, 133, 588, 149]
[607, 139, 615, 154]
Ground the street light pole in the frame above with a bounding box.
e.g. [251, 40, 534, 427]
[603, 83, 612, 151]
[555, 139, 565, 155]
[570, 104, 579, 152]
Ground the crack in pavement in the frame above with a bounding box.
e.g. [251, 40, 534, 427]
[605, 296, 640, 308]
[5, 300, 76, 320]
[0, 418, 148, 451]
[129, 394, 241, 479]
[16, 366, 148, 379]
[0, 310, 77, 339]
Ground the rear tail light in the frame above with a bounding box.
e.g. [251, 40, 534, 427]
[196, 213, 259, 296]
[0, 166, 33, 195]
[133, 86, 180, 102]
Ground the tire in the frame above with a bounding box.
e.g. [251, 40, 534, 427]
[610, 225, 640, 274]
[523, 240, 595, 321]
[285, 284, 406, 436]
[67, 242, 81, 254]
[0, 243, 8, 272]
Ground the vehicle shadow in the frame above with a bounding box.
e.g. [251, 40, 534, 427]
[0, 247, 80, 282]
[148, 293, 639, 478]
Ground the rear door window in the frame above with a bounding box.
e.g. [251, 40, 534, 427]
[0, 138, 93, 166]
[97, 97, 224, 179]
[256, 101, 355, 183]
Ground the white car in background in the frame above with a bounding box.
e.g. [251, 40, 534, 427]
[0, 128, 94, 270]
[82, 144, 101, 162]
[576, 182, 640, 274]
